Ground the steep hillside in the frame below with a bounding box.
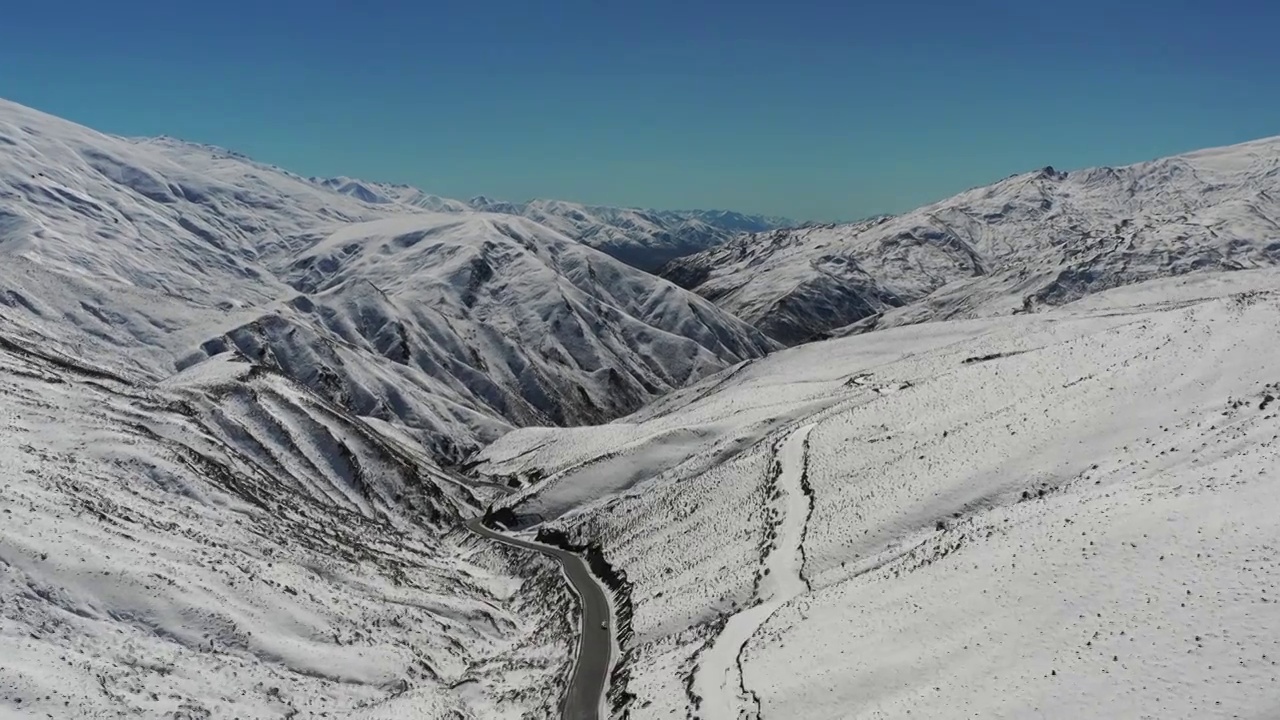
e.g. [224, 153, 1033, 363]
[0, 97, 776, 461]
[475, 270, 1280, 720]
[210, 213, 775, 459]
[0, 320, 576, 719]
[664, 140, 1280, 344]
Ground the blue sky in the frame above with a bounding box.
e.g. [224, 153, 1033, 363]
[2, 0, 1277, 221]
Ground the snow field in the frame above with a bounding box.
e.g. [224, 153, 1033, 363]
[0, 339, 574, 719]
[692, 425, 815, 720]
[496, 273, 1280, 719]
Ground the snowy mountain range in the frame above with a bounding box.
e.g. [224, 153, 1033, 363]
[315, 176, 795, 271]
[5, 91, 1280, 720]
[663, 143, 1280, 344]
[0, 98, 606, 717]
[0, 95, 785, 718]
[0, 98, 775, 464]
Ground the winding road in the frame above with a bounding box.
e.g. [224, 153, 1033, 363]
[465, 518, 613, 720]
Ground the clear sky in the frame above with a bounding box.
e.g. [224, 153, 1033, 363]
[2, 0, 1277, 221]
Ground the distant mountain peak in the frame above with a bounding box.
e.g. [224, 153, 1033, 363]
[318, 181, 799, 271]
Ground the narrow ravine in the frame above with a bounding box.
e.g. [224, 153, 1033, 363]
[693, 424, 815, 720]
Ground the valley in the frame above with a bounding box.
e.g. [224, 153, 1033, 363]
[2, 93, 1279, 719]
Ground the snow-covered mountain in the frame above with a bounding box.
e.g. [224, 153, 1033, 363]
[466, 196, 744, 271]
[0, 96, 780, 718]
[475, 270, 1280, 720]
[249, 213, 777, 452]
[313, 176, 472, 212]
[663, 142, 1280, 344]
[654, 208, 795, 234]
[0, 98, 775, 463]
[10, 89, 1280, 720]
[316, 174, 795, 271]
[0, 274, 579, 718]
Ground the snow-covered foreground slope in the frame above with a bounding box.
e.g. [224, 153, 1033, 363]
[0, 97, 775, 461]
[664, 139, 1280, 344]
[477, 270, 1280, 719]
[0, 326, 577, 718]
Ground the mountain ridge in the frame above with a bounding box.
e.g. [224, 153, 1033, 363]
[0, 96, 777, 463]
[312, 174, 797, 271]
[662, 136, 1280, 344]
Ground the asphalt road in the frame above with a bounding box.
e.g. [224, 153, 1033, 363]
[466, 518, 613, 720]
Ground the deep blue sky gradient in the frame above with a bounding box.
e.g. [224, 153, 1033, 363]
[2, 0, 1277, 220]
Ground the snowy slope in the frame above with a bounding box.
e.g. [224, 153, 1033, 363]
[0, 97, 776, 461]
[0, 97, 646, 717]
[0, 323, 577, 719]
[664, 141, 1280, 344]
[476, 269, 1280, 720]
[232, 213, 775, 459]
